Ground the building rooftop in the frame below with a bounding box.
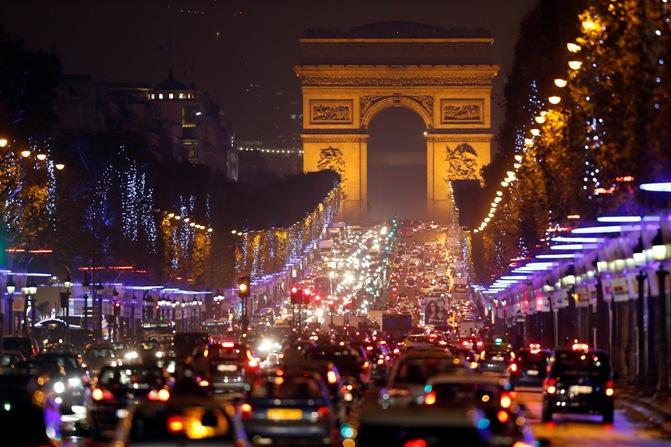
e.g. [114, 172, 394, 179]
[302, 21, 491, 39]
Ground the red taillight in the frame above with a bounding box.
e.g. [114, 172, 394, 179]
[317, 406, 330, 420]
[605, 380, 615, 397]
[326, 370, 337, 384]
[545, 378, 556, 394]
[167, 416, 185, 433]
[424, 391, 437, 405]
[403, 439, 427, 447]
[240, 403, 253, 420]
[510, 363, 518, 373]
[148, 388, 170, 401]
[91, 387, 114, 401]
[497, 410, 510, 423]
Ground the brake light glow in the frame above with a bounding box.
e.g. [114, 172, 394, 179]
[248, 359, 259, 368]
[497, 410, 510, 423]
[510, 363, 518, 373]
[403, 439, 427, 447]
[572, 342, 589, 352]
[327, 371, 337, 384]
[167, 416, 185, 433]
[240, 403, 253, 420]
[148, 389, 170, 401]
[91, 387, 114, 401]
[317, 406, 330, 420]
[221, 342, 235, 348]
[198, 379, 210, 387]
[500, 393, 512, 409]
[605, 380, 615, 397]
[424, 391, 437, 405]
[546, 378, 556, 394]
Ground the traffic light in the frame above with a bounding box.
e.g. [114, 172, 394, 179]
[113, 301, 121, 317]
[290, 287, 302, 305]
[302, 289, 312, 305]
[238, 276, 251, 298]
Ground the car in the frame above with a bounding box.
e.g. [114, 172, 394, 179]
[510, 345, 551, 388]
[305, 345, 369, 396]
[31, 352, 88, 414]
[423, 374, 536, 447]
[381, 348, 468, 407]
[173, 332, 210, 358]
[542, 344, 614, 423]
[84, 342, 118, 375]
[0, 368, 62, 446]
[241, 371, 338, 446]
[112, 397, 250, 446]
[0, 350, 26, 371]
[88, 364, 173, 440]
[1, 335, 38, 359]
[357, 400, 493, 447]
[478, 345, 514, 377]
[208, 342, 258, 395]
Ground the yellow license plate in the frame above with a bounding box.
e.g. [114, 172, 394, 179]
[267, 408, 303, 421]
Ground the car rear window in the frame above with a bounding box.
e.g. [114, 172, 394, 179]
[100, 367, 163, 387]
[395, 357, 458, 384]
[481, 351, 510, 362]
[209, 346, 245, 361]
[433, 383, 501, 404]
[87, 348, 115, 359]
[517, 352, 549, 369]
[553, 352, 610, 377]
[249, 376, 324, 399]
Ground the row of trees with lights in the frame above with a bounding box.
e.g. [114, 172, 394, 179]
[473, 0, 671, 282]
[0, 29, 341, 291]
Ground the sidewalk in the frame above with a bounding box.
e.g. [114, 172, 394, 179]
[618, 387, 671, 435]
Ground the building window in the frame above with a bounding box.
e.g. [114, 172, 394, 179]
[179, 93, 185, 99]
[169, 93, 174, 99]
[182, 106, 197, 128]
[150, 93, 155, 100]
[158, 93, 163, 99]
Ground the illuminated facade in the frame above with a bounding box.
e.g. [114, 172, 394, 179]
[295, 22, 499, 223]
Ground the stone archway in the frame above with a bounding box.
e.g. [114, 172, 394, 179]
[295, 22, 499, 223]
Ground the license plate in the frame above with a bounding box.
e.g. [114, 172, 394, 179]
[569, 385, 593, 394]
[267, 408, 303, 421]
[492, 356, 504, 361]
[526, 370, 539, 376]
[217, 364, 237, 372]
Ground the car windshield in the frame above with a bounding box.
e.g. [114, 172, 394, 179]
[129, 406, 233, 443]
[357, 424, 489, 447]
[34, 355, 79, 372]
[394, 357, 458, 384]
[306, 349, 361, 374]
[100, 367, 163, 387]
[2, 338, 30, 352]
[553, 352, 610, 378]
[249, 376, 324, 399]
[87, 348, 114, 359]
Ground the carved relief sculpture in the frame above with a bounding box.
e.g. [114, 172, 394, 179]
[440, 98, 484, 124]
[444, 144, 479, 182]
[317, 147, 347, 198]
[310, 100, 353, 124]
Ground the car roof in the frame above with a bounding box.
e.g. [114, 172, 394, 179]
[428, 374, 509, 387]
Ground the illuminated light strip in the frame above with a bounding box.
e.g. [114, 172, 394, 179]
[571, 225, 643, 234]
[536, 254, 579, 259]
[640, 182, 671, 192]
[597, 215, 662, 223]
[6, 249, 54, 254]
[77, 266, 135, 271]
[549, 244, 598, 250]
[5, 272, 53, 277]
[551, 236, 601, 243]
[501, 275, 529, 280]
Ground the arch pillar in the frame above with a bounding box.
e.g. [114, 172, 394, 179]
[302, 133, 369, 223]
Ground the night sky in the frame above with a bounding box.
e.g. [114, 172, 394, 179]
[1, 0, 536, 218]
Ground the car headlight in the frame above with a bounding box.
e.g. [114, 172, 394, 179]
[124, 351, 139, 360]
[257, 339, 274, 353]
[67, 377, 82, 388]
[53, 381, 65, 394]
[155, 351, 164, 358]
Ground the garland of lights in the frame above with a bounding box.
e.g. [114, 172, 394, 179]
[234, 186, 339, 279]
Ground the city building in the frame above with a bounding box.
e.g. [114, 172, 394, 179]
[55, 71, 238, 180]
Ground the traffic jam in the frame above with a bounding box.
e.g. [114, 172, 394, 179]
[0, 220, 630, 447]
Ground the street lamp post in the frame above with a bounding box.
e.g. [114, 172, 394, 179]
[651, 229, 669, 396]
[633, 237, 651, 390]
[6, 276, 15, 335]
[62, 274, 72, 343]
